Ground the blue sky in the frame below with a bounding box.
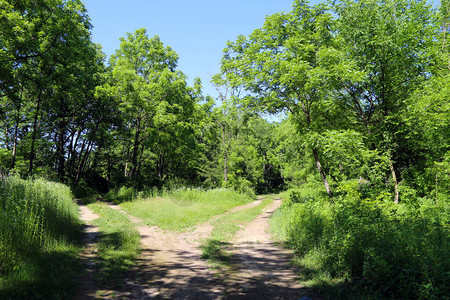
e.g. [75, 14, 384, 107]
[82, 0, 306, 99]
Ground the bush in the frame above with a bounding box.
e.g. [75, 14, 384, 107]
[104, 186, 139, 203]
[274, 183, 450, 299]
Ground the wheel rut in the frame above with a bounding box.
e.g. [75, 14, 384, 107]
[74, 204, 101, 300]
[222, 199, 319, 299]
[76, 197, 319, 299]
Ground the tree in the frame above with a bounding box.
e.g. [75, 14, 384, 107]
[96, 28, 197, 184]
[215, 0, 362, 199]
[334, 0, 440, 202]
[197, 89, 246, 187]
[0, 0, 100, 177]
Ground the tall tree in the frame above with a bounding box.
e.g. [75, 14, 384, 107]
[215, 0, 361, 198]
[96, 28, 196, 183]
[334, 0, 440, 202]
[0, 0, 99, 176]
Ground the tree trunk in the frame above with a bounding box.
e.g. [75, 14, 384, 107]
[131, 118, 141, 178]
[3, 122, 10, 151]
[224, 151, 228, 183]
[75, 140, 92, 184]
[57, 120, 66, 180]
[136, 143, 145, 179]
[29, 89, 43, 175]
[435, 173, 438, 205]
[67, 129, 78, 177]
[313, 147, 333, 200]
[390, 161, 399, 204]
[158, 153, 165, 180]
[11, 106, 21, 168]
[222, 126, 228, 183]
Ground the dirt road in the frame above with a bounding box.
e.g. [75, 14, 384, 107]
[223, 199, 316, 299]
[76, 198, 318, 299]
[74, 204, 100, 300]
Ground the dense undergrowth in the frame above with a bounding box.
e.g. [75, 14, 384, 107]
[0, 177, 82, 299]
[271, 181, 450, 299]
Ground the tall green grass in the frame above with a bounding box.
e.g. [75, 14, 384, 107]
[0, 177, 81, 299]
[120, 188, 253, 231]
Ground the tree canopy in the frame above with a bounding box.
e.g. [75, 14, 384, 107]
[0, 0, 447, 202]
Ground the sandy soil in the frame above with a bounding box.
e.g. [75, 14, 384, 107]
[74, 204, 101, 300]
[223, 199, 318, 299]
[75, 198, 319, 299]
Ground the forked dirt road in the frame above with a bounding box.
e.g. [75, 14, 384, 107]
[76, 198, 319, 299]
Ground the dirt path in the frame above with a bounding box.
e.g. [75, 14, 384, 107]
[74, 204, 101, 300]
[75, 198, 318, 299]
[223, 198, 318, 299]
[103, 199, 264, 299]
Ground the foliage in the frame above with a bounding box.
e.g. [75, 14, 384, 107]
[272, 184, 450, 299]
[0, 177, 81, 299]
[95, 28, 201, 187]
[215, 0, 364, 198]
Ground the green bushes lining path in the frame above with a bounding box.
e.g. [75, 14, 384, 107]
[120, 188, 253, 231]
[0, 177, 82, 299]
[271, 183, 450, 299]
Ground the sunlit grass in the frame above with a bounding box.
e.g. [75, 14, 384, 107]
[120, 188, 253, 231]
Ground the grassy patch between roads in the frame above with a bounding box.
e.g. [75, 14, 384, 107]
[201, 197, 273, 267]
[120, 188, 253, 231]
[87, 202, 141, 287]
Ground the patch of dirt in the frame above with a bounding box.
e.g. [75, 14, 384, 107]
[75, 198, 319, 299]
[74, 204, 101, 300]
[101, 199, 263, 299]
[223, 198, 320, 299]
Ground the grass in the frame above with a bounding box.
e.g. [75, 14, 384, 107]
[86, 202, 141, 287]
[120, 188, 253, 231]
[0, 177, 82, 299]
[201, 196, 273, 267]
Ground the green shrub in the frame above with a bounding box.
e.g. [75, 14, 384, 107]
[273, 183, 450, 299]
[104, 186, 138, 203]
